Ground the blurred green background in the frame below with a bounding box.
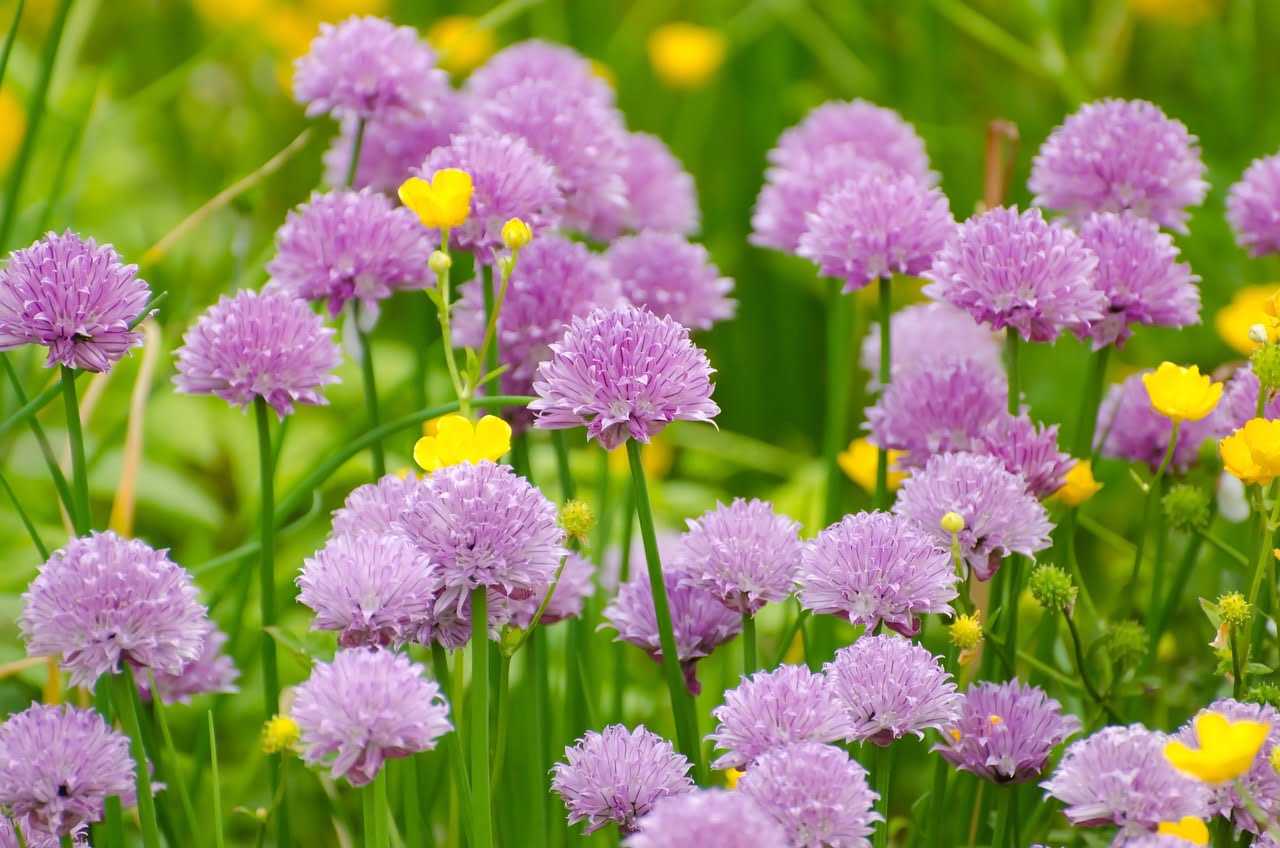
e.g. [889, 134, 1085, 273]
[3, 0, 1280, 842]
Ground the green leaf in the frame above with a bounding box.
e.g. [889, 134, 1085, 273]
[1247, 662, 1274, 675]
[424, 287, 444, 311]
[1200, 597, 1223, 629]
[477, 364, 510, 388]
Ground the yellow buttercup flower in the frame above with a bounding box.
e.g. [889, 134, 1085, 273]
[647, 22, 726, 89]
[1165, 712, 1270, 783]
[399, 170, 474, 229]
[414, 414, 511, 471]
[0, 87, 25, 174]
[1220, 418, 1280, 486]
[262, 714, 300, 754]
[1156, 817, 1208, 845]
[1142, 362, 1222, 424]
[1053, 459, 1103, 506]
[426, 16, 496, 75]
[1215, 285, 1280, 356]
[837, 438, 906, 494]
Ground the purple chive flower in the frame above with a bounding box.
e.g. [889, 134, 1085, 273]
[1173, 699, 1280, 832]
[398, 461, 566, 615]
[972, 413, 1075, 500]
[623, 790, 789, 848]
[1228, 152, 1280, 257]
[20, 531, 207, 687]
[1076, 211, 1201, 349]
[330, 473, 420, 539]
[173, 290, 342, 420]
[292, 647, 452, 786]
[292, 16, 447, 122]
[738, 742, 881, 848]
[453, 234, 621, 427]
[1042, 724, 1211, 831]
[934, 680, 1081, 784]
[466, 39, 615, 106]
[266, 189, 433, 320]
[1219, 365, 1280, 432]
[297, 533, 437, 649]
[507, 552, 597, 629]
[707, 664, 853, 770]
[796, 511, 958, 637]
[798, 169, 955, 292]
[138, 627, 239, 705]
[322, 91, 468, 193]
[767, 99, 935, 183]
[1096, 371, 1223, 472]
[859, 301, 1003, 390]
[0, 704, 135, 835]
[0, 818, 87, 848]
[617, 132, 700, 237]
[551, 724, 694, 835]
[601, 565, 742, 695]
[420, 587, 514, 650]
[924, 206, 1103, 342]
[469, 79, 629, 238]
[1029, 98, 1207, 232]
[1115, 836, 1204, 848]
[824, 634, 961, 746]
[605, 231, 736, 332]
[865, 358, 1007, 469]
[419, 131, 565, 263]
[0, 231, 150, 373]
[751, 151, 886, 254]
[674, 498, 803, 616]
[894, 452, 1053, 581]
[530, 305, 720, 451]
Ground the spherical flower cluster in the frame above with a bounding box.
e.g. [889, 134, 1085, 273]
[798, 169, 955, 292]
[675, 498, 803, 615]
[1029, 98, 1207, 232]
[1172, 699, 1280, 832]
[707, 665, 853, 770]
[1096, 371, 1223, 472]
[972, 413, 1074, 500]
[796, 511, 957, 637]
[322, 92, 468, 193]
[1076, 211, 1200, 349]
[605, 231, 735, 331]
[330, 473, 419, 539]
[858, 301, 1003, 390]
[737, 742, 881, 848]
[551, 724, 694, 834]
[297, 532, 437, 649]
[507, 552, 597, 628]
[531, 305, 720, 451]
[934, 680, 1081, 784]
[1213, 367, 1280, 434]
[0, 231, 150, 373]
[766, 99, 935, 182]
[751, 152, 886, 253]
[466, 39, 615, 106]
[0, 817, 87, 848]
[601, 565, 742, 695]
[1042, 724, 1211, 830]
[623, 790, 789, 848]
[469, 79, 629, 237]
[292, 16, 447, 122]
[21, 531, 208, 687]
[1228, 152, 1280, 257]
[824, 635, 960, 746]
[266, 190, 433, 319]
[0, 704, 135, 836]
[292, 648, 452, 786]
[617, 132, 700, 236]
[924, 206, 1103, 342]
[453, 235, 620, 424]
[894, 452, 1053, 581]
[398, 461, 565, 614]
[138, 627, 239, 705]
[419, 131, 565, 262]
[865, 359, 1007, 468]
[173, 289, 342, 420]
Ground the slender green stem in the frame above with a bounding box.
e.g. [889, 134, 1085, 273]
[490, 656, 512, 786]
[0, 0, 26, 90]
[477, 260, 515, 381]
[344, 117, 367, 188]
[430, 643, 474, 844]
[772, 607, 810, 667]
[355, 314, 386, 478]
[875, 277, 892, 509]
[626, 439, 704, 781]
[1232, 626, 1245, 699]
[0, 470, 48, 559]
[991, 787, 1012, 848]
[115, 668, 162, 848]
[1197, 527, 1250, 568]
[2, 356, 75, 516]
[403, 757, 424, 848]
[147, 673, 199, 843]
[1072, 347, 1111, 457]
[1149, 531, 1206, 656]
[1125, 425, 1179, 598]
[1245, 491, 1280, 679]
[873, 744, 892, 848]
[363, 779, 377, 848]
[433, 232, 468, 413]
[742, 614, 757, 677]
[1061, 512, 1098, 624]
[1065, 615, 1121, 722]
[1005, 334, 1020, 415]
[822, 282, 854, 524]
[374, 770, 390, 848]
[920, 755, 949, 848]
[208, 712, 225, 848]
[552, 430, 575, 501]
[470, 587, 494, 848]
[59, 836, 71, 848]
[60, 365, 90, 534]
[480, 264, 496, 379]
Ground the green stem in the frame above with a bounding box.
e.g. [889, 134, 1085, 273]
[470, 587, 494, 848]
[355, 314, 386, 478]
[626, 438, 704, 781]
[60, 365, 90, 534]
[1005, 333, 1020, 415]
[1125, 423, 1179, 598]
[147, 673, 200, 843]
[771, 606, 810, 667]
[1061, 511, 1098, 624]
[875, 276, 892, 510]
[1197, 527, 1250, 568]
[403, 757, 424, 848]
[430, 643, 474, 845]
[2, 356, 75, 516]
[60, 836, 71, 848]
[375, 769, 390, 848]
[1245, 492, 1280, 679]
[991, 787, 1011, 848]
[344, 117, 367, 189]
[822, 282, 854, 524]
[0, 470, 48, 559]
[742, 614, 757, 677]
[1065, 615, 1121, 722]
[1072, 346, 1111, 457]
[208, 712, 225, 848]
[551, 430, 575, 501]
[1149, 531, 1206, 656]
[873, 744, 892, 848]
[490, 656, 512, 786]
[363, 778, 377, 848]
[478, 261, 515, 381]
[0, 0, 26, 90]
[115, 668, 162, 848]
[1232, 626, 1245, 700]
[433, 232, 468, 413]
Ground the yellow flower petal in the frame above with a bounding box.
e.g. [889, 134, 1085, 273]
[837, 438, 906, 494]
[1165, 712, 1270, 783]
[1157, 817, 1208, 845]
[398, 170, 473, 229]
[1053, 459, 1103, 506]
[473, 415, 513, 462]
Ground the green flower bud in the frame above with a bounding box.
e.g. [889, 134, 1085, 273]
[1218, 592, 1253, 628]
[1028, 564, 1076, 614]
[1252, 343, 1280, 394]
[1107, 620, 1148, 668]
[1161, 483, 1211, 533]
[560, 499, 596, 543]
[1245, 683, 1280, 711]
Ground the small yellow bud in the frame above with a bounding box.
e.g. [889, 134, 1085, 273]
[1218, 592, 1252, 628]
[501, 218, 532, 251]
[261, 715, 299, 755]
[647, 22, 726, 89]
[941, 512, 965, 534]
[429, 251, 452, 275]
[949, 611, 983, 652]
